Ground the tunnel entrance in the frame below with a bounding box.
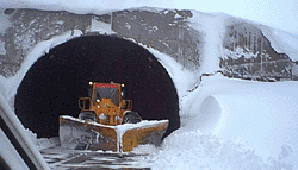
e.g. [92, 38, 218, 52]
[14, 35, 180, 140]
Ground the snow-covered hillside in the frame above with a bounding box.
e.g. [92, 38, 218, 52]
[1, 6, 298, 170]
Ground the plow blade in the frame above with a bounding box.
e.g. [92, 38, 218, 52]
[59, 116, 118, 151]
[120, 120, 169, 152]
[59, 115, 168, 152]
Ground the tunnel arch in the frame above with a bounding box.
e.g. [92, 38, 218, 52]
[14, 35, 180, 140]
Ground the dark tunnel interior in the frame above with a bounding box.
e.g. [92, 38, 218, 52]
[14, 35, 180, 140]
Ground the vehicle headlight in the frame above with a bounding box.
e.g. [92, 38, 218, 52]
[97, 99, 100, 102]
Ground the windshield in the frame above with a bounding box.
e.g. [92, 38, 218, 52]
[94, 87, 119, 106]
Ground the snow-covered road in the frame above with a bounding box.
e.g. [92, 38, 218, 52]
[39, 145, 154, 170]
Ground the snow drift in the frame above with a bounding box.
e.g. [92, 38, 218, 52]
[176, 75, 298, 169]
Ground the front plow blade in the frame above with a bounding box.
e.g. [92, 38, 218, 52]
[59, 115, 169, 152]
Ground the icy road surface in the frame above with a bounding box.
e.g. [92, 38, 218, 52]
[40, 145, 154, 170]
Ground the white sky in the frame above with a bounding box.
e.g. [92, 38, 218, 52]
[2, 0, 297, 34]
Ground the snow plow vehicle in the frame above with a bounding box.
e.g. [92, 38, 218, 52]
[59, 82, 169, 153]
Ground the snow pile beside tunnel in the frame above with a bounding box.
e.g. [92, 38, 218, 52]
[180, 95, 222, 134]
[212, 92, 298, 166]
[151, 132, 263, 170]
[153, 75, 298, 170]
[150, 131, 295, 170]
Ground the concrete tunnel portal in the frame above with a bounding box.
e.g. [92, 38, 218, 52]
[14, 35, 180, 141]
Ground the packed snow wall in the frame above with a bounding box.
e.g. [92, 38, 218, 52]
[14, 35, 180, 139]
[185, 75, 298, 168]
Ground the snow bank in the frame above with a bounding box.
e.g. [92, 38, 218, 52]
[184, 95, 222, 133]
[213, 93, 298, 166]
[180, 76, 298, 169]
[151, 131, 295, 170]
[151, 132, 269, 170]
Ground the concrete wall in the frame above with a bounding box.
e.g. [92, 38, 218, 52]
[111, 10, 200, 69]
[0, 8, 92, 77]
[0, 8, 201, 77]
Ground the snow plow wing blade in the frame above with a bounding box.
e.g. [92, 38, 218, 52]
[59, 115, 168, 152]
[120, 120, 169, 152]
[59, 115, 118, 151]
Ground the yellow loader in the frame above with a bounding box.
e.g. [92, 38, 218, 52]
[59, 82, 168, 153]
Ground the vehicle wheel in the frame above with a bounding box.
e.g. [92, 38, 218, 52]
[123, 112, 142, 124]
